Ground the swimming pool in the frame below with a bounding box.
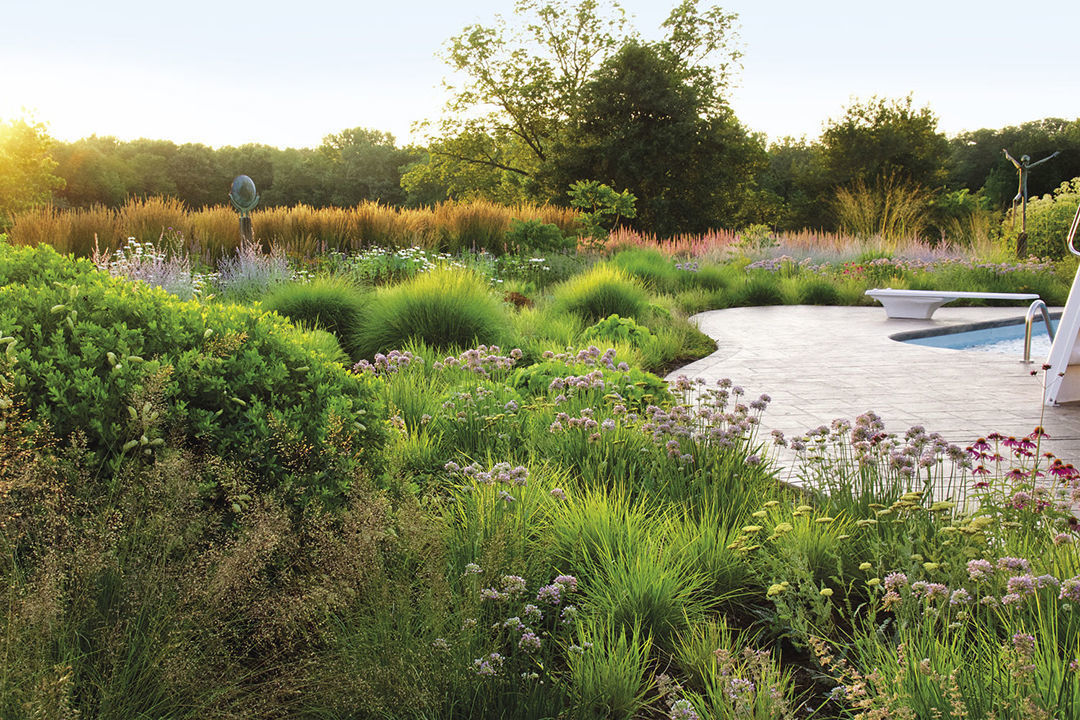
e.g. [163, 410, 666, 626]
[895, 316, 1060, 358]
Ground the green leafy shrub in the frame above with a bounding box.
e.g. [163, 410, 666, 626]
[551, 264, 649, 323]
[354, 267, 512, 358]
[1003, 176, 1080, 258]
[580, 314, 655, 349]
[0, 243, 385, 504]
[260, 276, 370, 360]
[504, 219, 575, 255]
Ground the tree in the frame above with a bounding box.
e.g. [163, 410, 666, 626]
[821, 95, 948, 191]
[319, 127, 416, 206]
[421, 0, 748, 223]
[948, 118, 1080, 208]
[52, 136, 133, 207]
[0, 117, 65, 224]
[757, 137, 831, 230]
[546, 39, 762, 235]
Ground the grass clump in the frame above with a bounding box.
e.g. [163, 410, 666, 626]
[260, 276, 370, 360]
[551, 264, 648, 324]
[354, 267, 512, 358]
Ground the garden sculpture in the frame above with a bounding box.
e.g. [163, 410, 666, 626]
[229, 175, 259, 244]
[1003, 148, 1059, 256]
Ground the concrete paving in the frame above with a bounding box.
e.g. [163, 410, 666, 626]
[668, 305, 1080, 464]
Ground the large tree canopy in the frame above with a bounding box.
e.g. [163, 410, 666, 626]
[0, 118, 65, 224]
[414, 0, 748, 221]
[821, 95, 949, 191]
[547, 40, 763, 235]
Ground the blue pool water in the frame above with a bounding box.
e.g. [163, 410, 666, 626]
[902, 319, 1060, 357]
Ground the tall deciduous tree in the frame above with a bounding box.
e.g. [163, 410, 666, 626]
[547, 40, 762, 235]
[0, 117, 65, 224]
[821, 95, 948, 191]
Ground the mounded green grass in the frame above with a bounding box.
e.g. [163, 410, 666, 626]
[260, 276, 370, 360]
[354, 267, 513, 358]
[551, 264, 649, 324]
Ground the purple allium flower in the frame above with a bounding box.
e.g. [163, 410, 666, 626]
[1012, 633, 1036, 657]
[501, 575, 527, 595]
[1060, 576, 1080, 603]
[481, 588, 507, 601]
[464, 562, 481, 574]
[518, 631, 541, 652]
[523, 604, 542, 622]
[668, 698, 700, 720]
[950, 589, 972, 605]
[560, 605, 578, 625]
[883, 572, 908, 591]
[997, 556, 1032, 573]
[1001, 593, 1023, 606]
[726, 678, 755, 700]
[1007, 574, 1037, 596]
[536, 584, 562, 605]
[554, 575, 578, 592]
[967, 559, 994, 581]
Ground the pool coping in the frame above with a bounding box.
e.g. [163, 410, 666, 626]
[888, 311, 1063, 342]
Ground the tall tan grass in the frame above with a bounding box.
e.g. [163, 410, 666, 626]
[10, 198, 580, 258]
[832, 172, 931, 246]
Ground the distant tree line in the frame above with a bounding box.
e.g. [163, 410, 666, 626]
[2, 0, 1079, 239]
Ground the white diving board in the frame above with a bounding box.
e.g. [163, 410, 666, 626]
[865, 288, 1040, 320]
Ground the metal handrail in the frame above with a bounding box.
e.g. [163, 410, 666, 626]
[1024, 299, 1055, 363]
[1068, 201, 1080, 257]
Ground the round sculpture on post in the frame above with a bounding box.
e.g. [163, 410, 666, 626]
[229, 175, 259, 244]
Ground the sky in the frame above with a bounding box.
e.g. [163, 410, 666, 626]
[2, 0, 1078, 150]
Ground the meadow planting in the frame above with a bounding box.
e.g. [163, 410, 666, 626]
[1, 211, 1079, 719]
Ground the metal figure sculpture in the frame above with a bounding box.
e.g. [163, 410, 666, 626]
[1003, 149, 1059, 255]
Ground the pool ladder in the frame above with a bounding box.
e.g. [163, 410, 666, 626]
[1023, 299, 1055, 363]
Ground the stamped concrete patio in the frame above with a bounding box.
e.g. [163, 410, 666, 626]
[669, 305, 1080, 463]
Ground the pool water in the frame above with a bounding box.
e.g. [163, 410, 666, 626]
[902, 319, 1059, 358]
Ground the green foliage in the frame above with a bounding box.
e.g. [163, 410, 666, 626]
[260, 276, 370, 360]
[505, 218, 576, 255]
[551, 264, 648, 323]
[793, 277, 842, 305]
[568, 620, 653, 720]
[948, 117, 1080, 209]
[509, 358, 670, 410]
[822, 94, 948, 191]
[1003, 176, 1080, 259]
[567, 180, 637, 248]
[0, 117, 65, 225]
[609, 248, 680, 292]
[739, 274, 785, 305]
[0, 243, 385, 503]
[553, 41, 764, 235]
[580, 314, 656, 349]
[354, 267, 512, 358]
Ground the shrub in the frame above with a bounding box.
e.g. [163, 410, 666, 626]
[580, 315, 655, 350]
[354, 267, 512, 358]
[551, 264, 649, 323]
[260, 277, 370, 360]
[0, 243, 385, 504]
[1003, 176, 1080, 259]
[505, 219, 576, 255]
[215, 238, 294, 302]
